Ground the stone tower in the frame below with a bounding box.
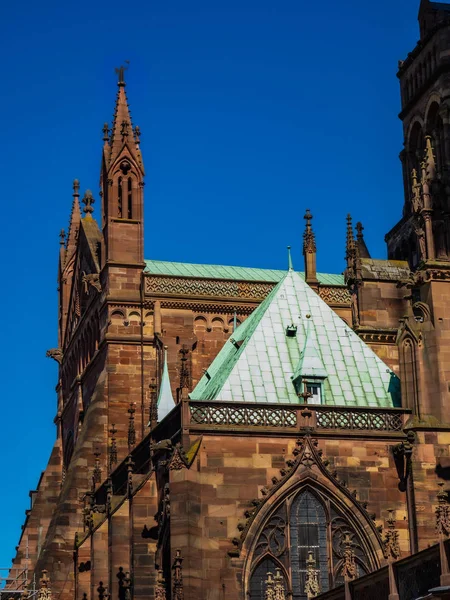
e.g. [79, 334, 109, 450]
[386, 0, 450, 425]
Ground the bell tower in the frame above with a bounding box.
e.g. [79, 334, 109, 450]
[386, 0, 450, 267]
[101, 65, 145, 269]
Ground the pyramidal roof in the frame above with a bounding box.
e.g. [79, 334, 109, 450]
[190, 270, 400, 407]
[157, 349, 176, 421]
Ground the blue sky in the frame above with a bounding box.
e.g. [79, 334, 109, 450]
[0, 0, 418, 571]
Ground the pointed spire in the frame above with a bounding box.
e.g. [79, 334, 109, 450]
[106, 65, 142, 168]
[287, 246, 293, 271]
[65, 179, 81, 263]
[424, 135, 437, 180]
[157, 347, 176, 422]
[345, 214, 355, 263]
[303, 210, 318, 285]
[355, 222, 371, 259]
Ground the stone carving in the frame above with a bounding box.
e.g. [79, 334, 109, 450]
[82, 272, 102, 293]
[155, 570, 167, 600]
[436, 482, 450, 536]
[37, 571, 52, 600]
[383, 509, 400, 560]
[169, 444, 188, 471]
[46, 348, 63, 364]
[109, 424, 118, 471]
[127, 403, 136, 449]
[172, 549, 184, 600]
[305, 551, 320, 599]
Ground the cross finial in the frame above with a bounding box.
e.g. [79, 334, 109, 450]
[59, 229, 66, 246]
[287, 246, 294, 271]
[82, 190, 95, 216]
[73, 179, 80, 197]
[303, 209, 317, 256]
[115, 62, 129, 87]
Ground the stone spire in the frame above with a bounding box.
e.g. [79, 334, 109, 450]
[104, 65, 143, 170]
[355, 222, 371, 259]
[65, 179, 81, 264]
[303, 209, 319, 285]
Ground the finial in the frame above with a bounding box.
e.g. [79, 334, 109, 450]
[102, 123, 110, 142]
[304, 209, 313, 227]
[93, 449, 102, 484]
[356, 222, 364, 241]
[82, 190, 95, 216]
[303, 209, 317, 256]
[287, 246, 294, 271]
[134, 125, 141, 145]
[128, 403, 136, 449]
[59, 229, 66, 246]
[115, 62, 129, 87]
[109, 424, 118, 471]
[73, 179, 80, 197]
[424, 135, 437, 179]
[305, 551, 320, 599]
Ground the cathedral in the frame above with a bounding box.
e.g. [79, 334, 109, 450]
[7, 1, 450, 599]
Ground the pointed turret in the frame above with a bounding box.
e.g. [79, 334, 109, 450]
[65, 179, 81, 264]
[355, 222, 371, 259]
[100, 67, 145, 266]
[157, 347, 176, 422]
[303, 209, 319, 285]
[103, 66, 144, 172]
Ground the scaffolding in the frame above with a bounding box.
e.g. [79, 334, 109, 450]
[0, 538, 36, 600]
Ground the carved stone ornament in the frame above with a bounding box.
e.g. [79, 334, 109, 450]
[46, 348, 63, 364]
[82, 272, 102, 294]
[172, 549, 184, 600]
[436, 482, 450, 537]
[342, 534, 357, 581]
[155, 570, 167, 600]
[37, 571, 52, 600]
[305, 551, 320, 598]
[169, 444, 188, 471]
[235, 434, 383, 558]
[383, 510, 400, 560]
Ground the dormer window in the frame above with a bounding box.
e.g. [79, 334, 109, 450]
[306, 381, 322, 405]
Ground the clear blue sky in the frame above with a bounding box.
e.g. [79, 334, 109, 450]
[0, 0, 418, 571]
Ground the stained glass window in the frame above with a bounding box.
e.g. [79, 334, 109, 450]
[248, 486, 372, 599]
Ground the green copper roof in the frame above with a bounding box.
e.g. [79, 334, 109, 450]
[144, 259, 345, 286]
[190, 270, 400, 407]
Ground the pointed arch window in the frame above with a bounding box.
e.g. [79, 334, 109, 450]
[127, 177, 133, 219]
[118, 176, 123, 218]
[248, 486, 372, 600]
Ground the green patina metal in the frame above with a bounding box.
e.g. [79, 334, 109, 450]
[144, 259, 345, 286]
[190, 270, 400, 408]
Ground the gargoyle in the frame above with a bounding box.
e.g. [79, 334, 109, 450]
[46, 348, 63, 364]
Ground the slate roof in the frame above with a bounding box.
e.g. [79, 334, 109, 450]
[190, 270, 400, 407]
[144, 259, 345, 286]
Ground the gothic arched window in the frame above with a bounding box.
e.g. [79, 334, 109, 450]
[118, 176, 123, 218]
[248, 486, 372, 600]
[127, 177, 133, 219]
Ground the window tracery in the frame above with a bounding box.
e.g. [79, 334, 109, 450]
[248, 487, 371, 600]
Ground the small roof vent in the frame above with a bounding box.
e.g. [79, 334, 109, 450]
[286, 324, 297, 338]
